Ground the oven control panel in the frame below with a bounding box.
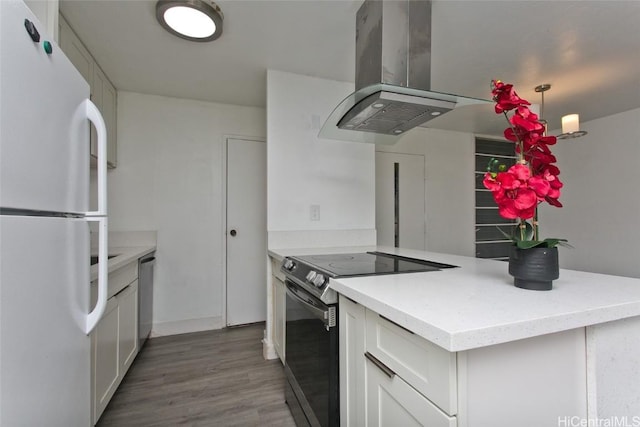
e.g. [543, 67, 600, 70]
[281, 257, 336, 304]
[305, 271, 327, 288]
[283, 258, 296, 271]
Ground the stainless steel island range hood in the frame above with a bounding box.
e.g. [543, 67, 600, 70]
[319, 0, 489, 145]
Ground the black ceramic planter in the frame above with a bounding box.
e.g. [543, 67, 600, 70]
[508, 246, 559, 291]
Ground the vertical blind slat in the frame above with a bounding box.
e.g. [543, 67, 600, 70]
[475, 138, 515, 259]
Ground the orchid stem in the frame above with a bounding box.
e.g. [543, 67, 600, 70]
[503, 111, 525, 163]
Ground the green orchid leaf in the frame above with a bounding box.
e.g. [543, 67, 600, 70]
[496, 222, 534, 242]
[497, 226, 515, 240]
[513, 221, 534, 241]
[515, 238, 571, 249]
[554, 239, 574, 249]
[515, 240, 546, 249]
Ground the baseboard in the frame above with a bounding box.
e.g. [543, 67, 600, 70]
[263, 338, 278, 360]
[150, 316, 224, 337]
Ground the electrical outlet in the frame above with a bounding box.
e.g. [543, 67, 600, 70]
[310, 205, 320, 221]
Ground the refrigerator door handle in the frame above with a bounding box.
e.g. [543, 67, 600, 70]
[84, 99, 108, 217]
[85, 216, 108, 334]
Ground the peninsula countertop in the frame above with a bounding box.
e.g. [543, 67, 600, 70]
[269, 246, 640, 352]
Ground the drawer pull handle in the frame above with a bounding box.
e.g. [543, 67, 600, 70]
[365, 352, 396, 379]
[380, 315, 415, 335]
[345, 296, 358, 305]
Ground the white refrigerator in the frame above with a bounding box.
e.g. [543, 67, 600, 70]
[0, 1, 109, 425]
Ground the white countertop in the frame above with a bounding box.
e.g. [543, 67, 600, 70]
[269, 246, 640, 352]
[90, 245, 156, 281]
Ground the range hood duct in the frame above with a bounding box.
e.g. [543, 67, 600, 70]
[319, 0, 488, 145]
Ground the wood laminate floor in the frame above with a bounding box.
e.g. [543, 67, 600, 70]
[97, 323, 296, 427]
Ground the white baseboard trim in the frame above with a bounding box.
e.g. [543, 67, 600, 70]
[150, 316, 224, 337]
[263, 338, 278, 360]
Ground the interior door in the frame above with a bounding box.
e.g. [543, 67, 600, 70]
[226, 138, 267, 326]
[375, 152, 425, 250]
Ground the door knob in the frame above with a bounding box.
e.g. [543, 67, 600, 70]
[230, 229, 237, 237]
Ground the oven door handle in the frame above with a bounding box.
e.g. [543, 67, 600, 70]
[285, 282, 334, 328]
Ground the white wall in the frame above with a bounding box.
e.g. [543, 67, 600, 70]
[107, 91, 265, 335]
[266, 70, 376, 249]
[377, 127, 476, 257]
[374, 107, 640, 276]
[539, 108, 640, 278]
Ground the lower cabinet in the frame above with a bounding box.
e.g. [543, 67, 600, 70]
[93, 296, 119, 422]
[340, 295, 454, 427]
[118, 282, 138, 373]
[339, 295, 366, 426]
[366, 359, 455, 427]
[91, 262, 139, 424]
[339, 294, 588, 427]
[273, 275, 286, 363]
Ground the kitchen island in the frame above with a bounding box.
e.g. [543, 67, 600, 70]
[268, 246, 640, 427]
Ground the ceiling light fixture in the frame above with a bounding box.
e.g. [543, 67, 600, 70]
[558, 114, 588, 139]
[534, 84, 587, 140]
[156, 0, 223, 42]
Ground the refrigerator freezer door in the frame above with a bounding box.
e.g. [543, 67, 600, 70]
[0, 0, 90, 214]
[0, 215, 91, 426]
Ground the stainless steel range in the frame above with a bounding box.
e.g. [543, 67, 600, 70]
[281, 251, 456, 427]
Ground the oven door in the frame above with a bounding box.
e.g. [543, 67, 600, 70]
[284, 279, 339, 427]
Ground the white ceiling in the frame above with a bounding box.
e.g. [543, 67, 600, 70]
[60, 0, 640, 134]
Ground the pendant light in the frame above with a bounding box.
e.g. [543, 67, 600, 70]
[558, 114, 588, 139]
[156, 0, 223, 42]
[534, 84, 587, 139]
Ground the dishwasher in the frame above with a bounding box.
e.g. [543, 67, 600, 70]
[138, 253, 156, 349]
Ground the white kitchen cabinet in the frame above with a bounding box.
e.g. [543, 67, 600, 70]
[58, 15, 92, 85]
[365, 311, 457, 415]
[25, 0, 59, 42]
[92, 295, 119, 423]
[117, 280, 138, 375]
[366, 357, 456, 427]
[91, 64, 117, 167]
[339, 295, 366, 427]
[273, 275, 286, 363]
[340, 300, 587, 427]
[58, 14, 117, 168]
[90, 261, 139, 424]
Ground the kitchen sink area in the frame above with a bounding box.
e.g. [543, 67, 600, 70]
[90, 255, 119, 266]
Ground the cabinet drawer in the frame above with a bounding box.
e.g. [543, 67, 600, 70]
[271, 257, 285, 282]
[108, 261, 138, 298]
[366, 355, 456, 427]
[366, 310, 457, 415]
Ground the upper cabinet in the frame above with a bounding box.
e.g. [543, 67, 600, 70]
[91, 65, 117, 167]
[58, 14, 117, 168]
[58, 15, 92, 84]
[24, 0, 59, 43]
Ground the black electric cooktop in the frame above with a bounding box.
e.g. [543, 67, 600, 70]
[293, 251, 457, 278]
